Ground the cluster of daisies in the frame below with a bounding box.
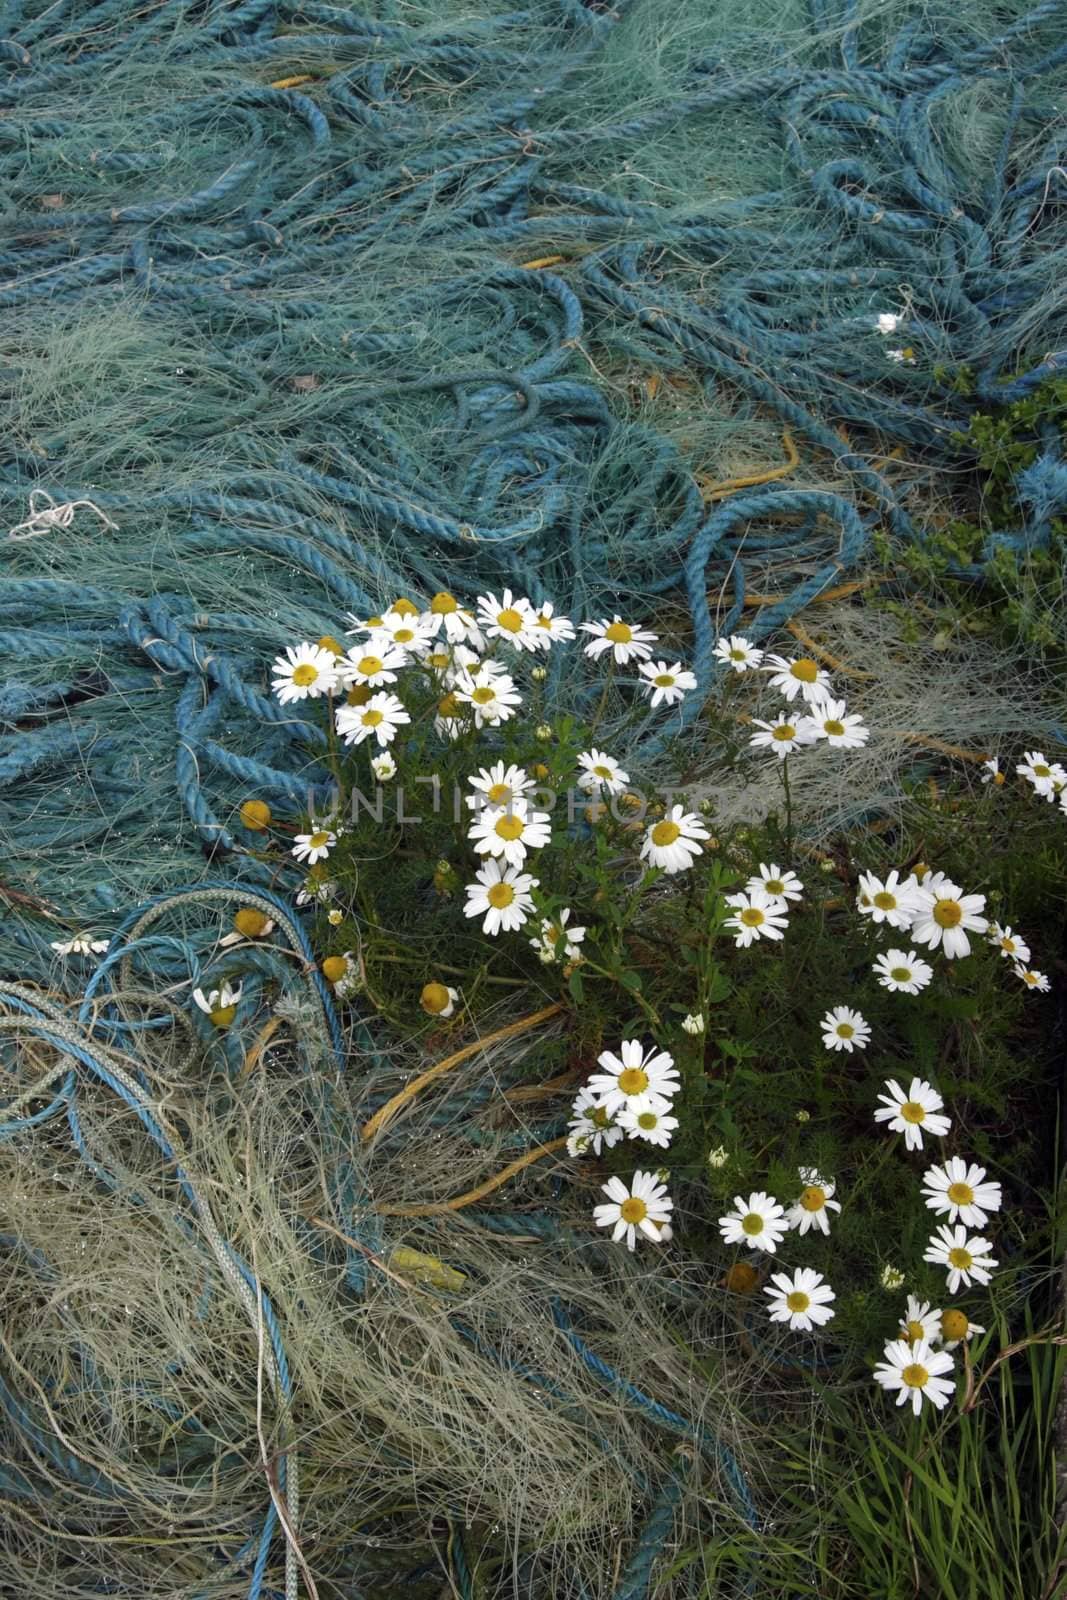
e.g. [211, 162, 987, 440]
[983, 747, 1067, 823]
[713, 634, 871, 760]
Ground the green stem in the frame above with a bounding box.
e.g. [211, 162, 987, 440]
[780, 754, 794, 857]
[588, 658, 616, 743]
[578, 954, 661, 1027]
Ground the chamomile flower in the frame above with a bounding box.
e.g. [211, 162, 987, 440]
[338, 643, 407, 690]
[593, 1170, 673, 1251]
[1016, 750, 1067, 798]
[468, 797, 551, 868]
[425, 592, 485, 648]
[875, 311, 903, 334]
[921, 1158, 1002, 1229]
[51, 935, 110, 956]
[586, 1040, 680, 1115]
[873, 1338, 955, 1415]
[637, 659, 698, 707]
[886, 347, 916, 365]
[193, 983, 242, 1027]
[576, 749, 630, 795]
[335, 691, 410, 748]
[463, 860, 539, 936]
[856, 869, 923, 929]
[567, 1086, 623, 1155]
[371, 752, 397, 781]
[872, 949, 933, 994]
[899, 1297, 941, 1345]
[724, 888, 790, 947]
[530, 601, 575, 646]
[272, 642, 338, 704]
[681, 1012, 705, 1035]
[639, 806, 710, 874]
[713, 634, 763, 672]
[987, 923, 1031, 965]
[370, 608, 436, 656]
[617, 1102, 679, 1148]
[923, 1225, 998, 1293]
[802, 697, 870, 749]
[765, 1267, 836, 1331]
[466, 761, 536, 813]
[454, 667, 522, 728]
[581, 614, 658, 666]
[746, 863, 803, 905]
[420, 982, 458, 1018]
[880, 1265, 906, 1291]
[1014, 964, 1050, 992]
[874, 1077, 951, 1151]
[475, 589, 538, 651]
[910, 877, 988, 959]
[292, 829, 336, 865]
[749, 712, 816, 758]
[821, 1006, 870, 1052]
[433, 692, 466, 741]
[786, 1169, 841, 1236]
[761, 653, 833, 705]
[938, 1309, 986, 1351]
[980, 756, 1003, 785]
[529, 909, 586, 963]
[718, 1192, 789, 1254]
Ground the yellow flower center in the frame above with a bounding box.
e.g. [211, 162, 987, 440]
[593, 764, 613, 779]
[535, 613, 553, 629]
[905, 1320, 926, 1342]
[1033, 763, 1051, 777]
[786, 1291, 810, 1313]
[650, 820, 681, 847]
[873, 891, 897, 910]
[234, 908, 269, 937]
[431, 592, 458, 614]
[317, 635, 344, 656]
[933, 899, 962, 928]
[890, 966, 912, 983]
[292, 663, 318, 687]
[835, 1023, 854, 1039]
[494, 813, 525, 841]
[902, 1363, 929, 1389]
[764, 879, 784, 895]
[357, 654, 383, 677]
[427, 650, 450, 669]
[605, 621, 633, 644]
[239, 799, 271, 830]
[393, 626, 415, 644]
[391, 598, 418, 616]
[901, 1101, 926, 1124]
[308, 831, 330, 849]
[941, 1309, 968, 1341]
[590, 1105, 611, 1128]
[421, 982, 451, 1015]
[620, 1197, 647, 1224]
[1023, 971, 1039, 986]
[772, 723, 797, 741]
[799, 1186, 826, 1212]
[545, 926, 560, 945]
[791, 658, 819, 682]
[486, 882, 515, 909]
[496, 607, 524, 633]
[438, 693, 460, 718]
[636, 1111, 658, 1130]
[824, 719, 845, 736]
[617, 1067, 649, 1096]
[361, 709, 383, 727]
[725, 1262, 759, 1292]
[729, 647, 746, 661]
[210, 1004, 237, 1028]
[740, 907, 765, 927]
[487, 781, 512, 805]
[366, 615, 383, 629]
[654, 673, 675, 687]
[741, 1212, 765, 1236]
[472, 685, 496, 705]
[999, 937, 1016, 954]
[947, 1181, 974, 1205]
[948, 1247, 972, 1270]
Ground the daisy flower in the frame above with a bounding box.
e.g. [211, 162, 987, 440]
[434, 692, 466, 741]
[765, 1267, 836, 1331]
[802, 697, 870, 749]
[746, 863, 803, 906]
[475, 589, 538, 651]
[724, 888, 790, 947]
[193, 982, 242, 1026]
[749, 712, 816, 758]
[420, 982, 458, 1018]
[1016, 751, 1067, 798]
[910, 877, 988, 959]
[1014, 964, 1050, 993]
[682, 1012, 705, 1035]
[371, 752, 397, 781]
[468, 798, 551, 868]
[987, 923, 1031, 965]
[454, 667, 522, 727]
[923, 1225, 998, 1293]
[581, 614, 658, 666]
[872, 949, 933, 994]
[426, 591, 484, 649]
[886, 347, 916, 365]
[876, 311, 903, 334]
[529, 909, 586, 964]
[272, 642, 338, 704]
[292, 828, 336, 865]
[576, 749, 630, 795]
[938, 1308, 985, 1351]
[338, 642, 408, 690]
[530, 601, 575, 647]
[899, 1297, 941, 1345]
[567, 1086, 623, 1155]
[873, 1338, 955, 1415]
[856, 869, 923, 929]
[714, 634, 763, 672]
[466, 761, 535, 814]
[586, 1040, 680, 1116]
[821, 1006, 870, 1052]
[370, 608, 436, 656]
[786, 1169, 841, 1236]
[640, 806, 710, 875]
[335, 691, 410, 748]
[617, 1102, 679, 1148]
[593, 1170, 673, 1251]
[980, 756, 1003, 785]
[880, 1265, 906, 1291]
[718, 1192, 789, 1254]
[50, 935, 109, 957]
[874, 1077, 951, 1151]
[921, 1157, 1002, 1229]
[637, 659, 698, 708]
[462, 860, 539, 936]
[761, 653, 833, 705]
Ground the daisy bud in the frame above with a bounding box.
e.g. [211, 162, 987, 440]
[724, 1261, 759, 1294]
[698, 797, 715, 815]
[880, 1265, 906, 1291]
[317, 635, 345, 657]
[795, 1108, 811, 1122]
[431, 591, 457, 614]
[912, 862, 930, 882]
[239, 798, 271, 831]
[620, 791, 644, 813]
[531, 665, 548, 683]
[682, 1012, 705, 1035]
[532, 763, 550, 780]
[433, 860, 458, 896]
[707, 1144, 728, 1167]
[327, 909, 343, 926]
[421, 981, 458, 1018]
[390, 597, 419, 616]
[535, 723, 553, 741]
[437, 692, 461, 719]
[233, 908, 271, 938]
[346, 683, 372, 706]
[322, 955, 349, 984]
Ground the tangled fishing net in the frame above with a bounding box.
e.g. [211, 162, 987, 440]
[2, 0, 1066, 1595]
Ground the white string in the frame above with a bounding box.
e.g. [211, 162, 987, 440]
[8, 490, 118, 541]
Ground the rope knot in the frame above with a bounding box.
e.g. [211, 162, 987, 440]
[8, 491, 118, 542]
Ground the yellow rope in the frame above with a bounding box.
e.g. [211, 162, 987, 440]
[739, 577, 878, 608]
[239, 1016, 283, 1081]
[696, 428, 799, 502]
[269, 75, 314, 89]
[520, 255, 566, 270]
[359, 1001, 565, 1142]
[374, 1136, 570, 1217]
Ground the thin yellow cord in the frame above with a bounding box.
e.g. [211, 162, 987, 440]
[739, 577, 877, 608]
[374, 1136, 570, 1216]
[269, 74, 314, 89]
[359, 1001, 565, 1142]
[696, 428, 799, 502]
[239, 1016, 283, 1081]
[520, 255, 566, 269]
[784, 618, 876, 680]
[898, 733, 989, 765]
